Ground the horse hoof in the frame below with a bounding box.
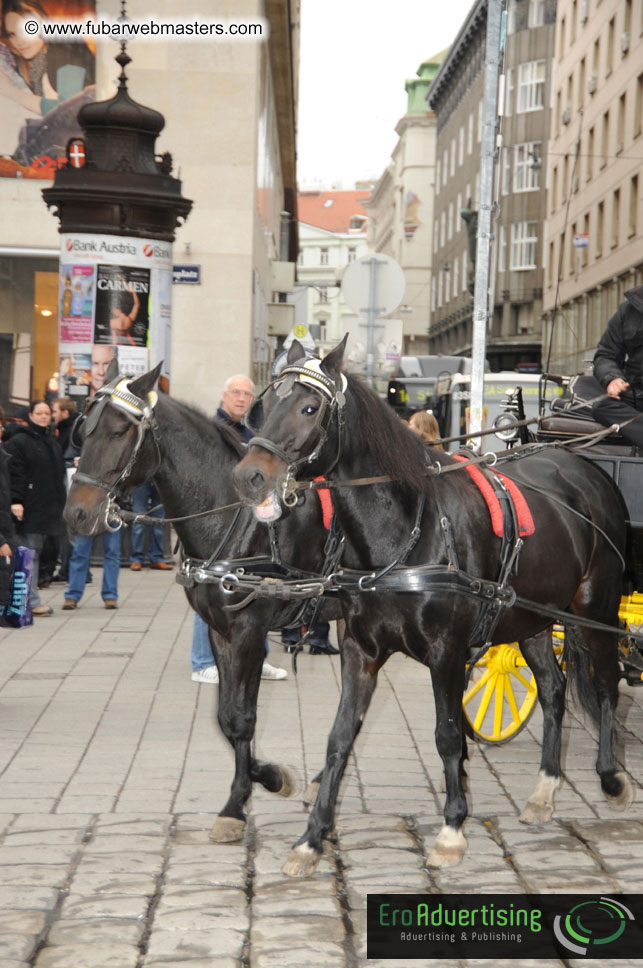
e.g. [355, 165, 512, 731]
[605, 772, 634, 811]
[519, 800, 554, 825]
[281, 843, 321, 878]
[303, 780, 320, 806]
[209, 816, 246, 843]
[425, 825, 467, 869]
[277, 766, 297, 798]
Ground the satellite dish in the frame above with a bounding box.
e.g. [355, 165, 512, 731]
[341, 254, 405, 318]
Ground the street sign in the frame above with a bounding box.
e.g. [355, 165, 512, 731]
[573, 234, 589, 248]
[173, 264, 201, 284]
[341, 254, 405, 318]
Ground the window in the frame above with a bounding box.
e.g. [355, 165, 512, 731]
[445, 268, 451, 303]
[443, 149, 448, 185]
[551, 166, 558, 212]
[448, 202, 454, 240]
[438, 272, 443, 308]
[629, 174, 638, 236]
[318, 319, 328, 341]
[606, 18, 615, 74]
[548, 239, 555, 286]
[436, 159, 441, 193]
[502, 146, 511, 194]
[499, 225, 507, 272]
[596, 200, 604, 257]
[297, 250, 304, 265]
[578, 58, 585, 110]
[528, 0, 546, 27]
[558, 17, 566, 60]
[517, 61, 546, 112]
[450, 137, 456, 176]
[440, 210, 446, 247]
[456, 193, 462, 230]
[477, 101, 483, 141]
[617, 93, 626, 151]
[507, 0, 517, 34]
[601, 110, 609, 167]
[636, 74, 643, 138]
[514, 143, 541, 191]
[459, 126, 464, 166]
[347, 246, 356, 264]
[318, 289, 328, 304]
[319, 247, 329, 265]
[570, 222, 577, 275]
[510, 221, 538, 269]
[431, 277, 436, 312]
[570, 0, 577, 41]
[468, 112, 474, 152]
[433, 221, 439, 254]
[586, 127, 594, 182]
[611, 189, 620, 246]
[592, 37, 600, 77]
[462, 250, 468, 292]
[505, 67, 514, 116]
[453, 256, 459, 295]
[582, 211, 590, 267]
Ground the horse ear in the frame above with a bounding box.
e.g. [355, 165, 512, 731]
[105, 357, 119, 384]
[287, 340, 306, 364]
[129, 361, 163, 399]
[320, 334, 348, 385]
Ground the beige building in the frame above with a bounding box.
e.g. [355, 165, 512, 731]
[543, 0, 643, 374]
[290, 190, 370, 353]
[0, 0, 298, 409]
[428, 0, 555, 372]
[364, 54, 445, 356]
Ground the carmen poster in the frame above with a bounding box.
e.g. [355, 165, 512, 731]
[94, 264, 151, 348]
[0, 0, 96, 179]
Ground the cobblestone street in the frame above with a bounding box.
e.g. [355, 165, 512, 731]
[0, 567, 642, 967]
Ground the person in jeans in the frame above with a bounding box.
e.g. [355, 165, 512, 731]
[129, 481, 173, 571]
[191, 612, 287, 683]
[62, 529, 121, 610]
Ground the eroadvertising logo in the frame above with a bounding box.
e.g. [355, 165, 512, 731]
[366, 894, 643, 960]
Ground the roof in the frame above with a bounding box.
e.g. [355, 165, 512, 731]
[297, 190, 370, 234]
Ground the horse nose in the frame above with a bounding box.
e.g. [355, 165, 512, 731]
[64, 501, 88, 534]
[233, 462, 268, 500]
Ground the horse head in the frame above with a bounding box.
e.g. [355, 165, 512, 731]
[234, 337, 348, 509]
[64, 362, 164, 536]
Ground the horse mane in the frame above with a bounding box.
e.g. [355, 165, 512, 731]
[345, 373, 439, 495]
[161, 395, 246, 460]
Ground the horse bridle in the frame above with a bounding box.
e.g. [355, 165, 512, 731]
[247, 358, 347, 505]
[72, 377, 162, 531]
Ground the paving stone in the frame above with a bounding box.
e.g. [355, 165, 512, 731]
[145, 928, 244, 961]
[0, 934, 38, 961]
[59, 894, 150, 920]
[249, 943, 346, 967]
[34, 944, 140, 968]
[47, 918, 145, 945]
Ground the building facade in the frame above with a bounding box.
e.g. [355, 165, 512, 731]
[290, 190, 369, 353]
[364, 54, 445, 356]
[428, 0, 554, 372]
[543, 0, 643, 374]
[0, 0, 298, 411]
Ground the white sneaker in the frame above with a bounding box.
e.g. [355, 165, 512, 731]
[191, 665, 219, 684]
[261, 661, 288, 680]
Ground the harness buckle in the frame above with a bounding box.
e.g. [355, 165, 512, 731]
[358, 572, 377, 591]
[279, 470, 299, 507]
[220, 572, 241, 593]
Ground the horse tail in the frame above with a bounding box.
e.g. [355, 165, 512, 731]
[562, 624, 601, 724]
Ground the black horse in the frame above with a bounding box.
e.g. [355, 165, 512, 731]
[64, 362, 341, 843]
[233, 339, 633, 875]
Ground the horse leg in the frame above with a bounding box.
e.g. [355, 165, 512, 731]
[282, 635, 381, 877]
[517, 629, 565, 824]
[209, 630, 294, 844]
[568, 622, 633, 810]
[426, 649, 469, 869]
[301, 619, 347, 806]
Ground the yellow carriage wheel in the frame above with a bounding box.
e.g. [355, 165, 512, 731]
[463, 633, 565, 745]
[463, 643, 537, 744]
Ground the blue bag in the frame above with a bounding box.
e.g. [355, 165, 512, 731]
[1, 546, 35, 628]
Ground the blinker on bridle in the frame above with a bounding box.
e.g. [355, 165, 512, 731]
[72, 377, 162, 532]
[247, 357, 347, 506]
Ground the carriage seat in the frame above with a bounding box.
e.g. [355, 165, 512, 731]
[538, 410, 634, 455]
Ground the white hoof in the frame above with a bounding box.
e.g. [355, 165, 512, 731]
[209, 816, 246, 843]
[519, 771, 559, 825]
[426, 825, 467, 869]
[605, 771, 634, 811]
[303, 780, 320, 806]
[281, 842, 321, 878]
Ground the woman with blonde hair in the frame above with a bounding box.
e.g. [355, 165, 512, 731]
[408, 410, 443, 449]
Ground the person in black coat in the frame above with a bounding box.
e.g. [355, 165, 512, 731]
[592, 286, 643, 449]
[0, 448, 15, 609]
[3, 400, 66, 616]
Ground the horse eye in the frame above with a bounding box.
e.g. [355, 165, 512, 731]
[110, 429, 127, 439]
[302, 404, 318, 416]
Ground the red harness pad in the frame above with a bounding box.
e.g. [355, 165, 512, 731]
[452, 455, 535, 538]
[313, 476, 333, 530]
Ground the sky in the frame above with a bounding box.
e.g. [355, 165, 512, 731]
[297, 0, 478, 190]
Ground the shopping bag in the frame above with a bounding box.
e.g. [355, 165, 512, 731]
[1, 545, 35, 628]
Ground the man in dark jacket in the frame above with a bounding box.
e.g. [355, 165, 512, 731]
[592, 286, 643, 449]
[3, 400, 66, 616]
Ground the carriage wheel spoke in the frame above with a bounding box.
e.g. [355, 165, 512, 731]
[463, 665, 494, 704]
[504, 677, 522, 726]
[472, 672, 497, 731]
[512, 669, 537, 693]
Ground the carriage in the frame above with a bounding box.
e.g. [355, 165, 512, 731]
[462, 371, 643, 744]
